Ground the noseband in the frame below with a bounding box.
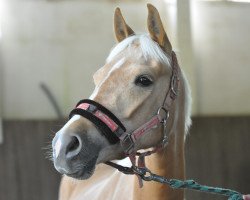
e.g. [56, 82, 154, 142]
[69, 51, 179, 186]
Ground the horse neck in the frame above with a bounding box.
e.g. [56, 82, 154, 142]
[133, 73, 186, 200]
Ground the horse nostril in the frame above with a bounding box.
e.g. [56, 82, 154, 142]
[66, 135, 81, 158]
[68, 136, 79, 152]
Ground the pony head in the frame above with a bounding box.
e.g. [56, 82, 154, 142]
[51, 4, 191, 180]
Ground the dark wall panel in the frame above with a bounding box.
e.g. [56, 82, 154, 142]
[186, 117, 250, 200]
[0, 117, 249, 200]
[0, 121, 62, 200]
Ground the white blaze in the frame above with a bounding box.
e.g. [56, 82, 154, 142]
[54, 115, 81, 158]
[61, 114, 81, 131]
[89, 58, 125, 100]
[55, 138, 62, 158]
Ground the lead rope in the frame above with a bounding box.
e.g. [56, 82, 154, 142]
[103, 51, 246, 199]
[105, 123, 245, 200]
[132, 166, 244, 200]
[105, 161, 245, 200]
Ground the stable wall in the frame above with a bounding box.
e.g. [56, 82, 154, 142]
[0, 0, 250, 119]
[0, 0, 154, 119]
[191, 1, 250, 115]
[0, 117, 249, 200]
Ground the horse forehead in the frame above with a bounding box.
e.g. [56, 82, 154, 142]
[103, 57, 164, 82]
[110, 57, 127, 73]
[96, 44, 167, 83]
[108, 51, 163, 71]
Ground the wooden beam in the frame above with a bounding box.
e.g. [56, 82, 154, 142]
[0, 120, 2, 144]
[0, 41, 3, 144]
[176, 0, 198, 115]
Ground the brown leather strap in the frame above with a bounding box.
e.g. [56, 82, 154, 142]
[120, 51, 180, 155]
[163, 51, 180, 110]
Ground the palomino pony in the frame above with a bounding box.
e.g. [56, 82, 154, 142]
[52, 4, 192, 200]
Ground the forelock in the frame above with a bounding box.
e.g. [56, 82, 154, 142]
[106, 34, 171, 68]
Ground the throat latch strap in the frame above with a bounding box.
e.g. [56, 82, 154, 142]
[163, 51, 180, 110]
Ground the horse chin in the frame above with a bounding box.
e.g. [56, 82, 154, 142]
[66, 167, 95, 180]
[66, 156, 98, 180]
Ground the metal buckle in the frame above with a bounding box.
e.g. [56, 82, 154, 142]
[114, 127, 125, 138]
[88, 104, 98, 113]
[171, 74, 178, 97]
[157, 107, 169, 123]
[121, 134, 134, 154]
[157, 107, 169, 147]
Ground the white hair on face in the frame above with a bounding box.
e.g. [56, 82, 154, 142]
[106, 34, 171, 67]
[107, 34, 192, 136]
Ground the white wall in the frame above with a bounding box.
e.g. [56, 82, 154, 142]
[0, 17, 3, 140]
[191, 1, 250, 115]
[0, 0, 151, 119]
[0, 0, 250, 119]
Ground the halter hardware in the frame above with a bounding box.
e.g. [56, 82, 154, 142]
[157, 106, 169, 123]
[120, 134, 134, 154]
[170, 73, 179, 98]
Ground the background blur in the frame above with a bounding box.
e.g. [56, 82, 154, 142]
[0, 0, 249, 199]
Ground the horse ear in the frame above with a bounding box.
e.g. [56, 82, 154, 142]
[147, 4, 172, 55]
[114, 7, 135, 42]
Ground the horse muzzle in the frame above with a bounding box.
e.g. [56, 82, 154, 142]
[52, 130, 100, 179]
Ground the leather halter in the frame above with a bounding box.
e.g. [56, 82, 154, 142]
[69, 51, 179, 182]
[69, 99, 125, 144]
[69, 52, 248, 197]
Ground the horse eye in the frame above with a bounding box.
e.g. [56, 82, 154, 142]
[135, 75, 153, 87]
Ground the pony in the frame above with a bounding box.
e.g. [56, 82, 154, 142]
[52, 4, 192, 200]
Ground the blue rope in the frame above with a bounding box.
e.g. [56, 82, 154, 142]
[168, 179, 243, 200]
[130, 167, 244, 199]
[106, 161, 245, 199]
[142, 171, 244, 200]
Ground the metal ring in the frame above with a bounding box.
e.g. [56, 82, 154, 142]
[171, 75, 178, 96]
[142, 169, 153, 181]
[157, 107, 169, 123]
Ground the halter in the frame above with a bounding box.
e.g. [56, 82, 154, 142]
[70, 51, 179, 152]
[69, 51, 179, 186]
[68, 52, 247, 199]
